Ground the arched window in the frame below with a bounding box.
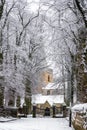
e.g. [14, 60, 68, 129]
[48, 75, 50, 82]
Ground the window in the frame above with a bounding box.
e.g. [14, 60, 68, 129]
[48, 75, 50, 82]
[47, 90, 50, 95]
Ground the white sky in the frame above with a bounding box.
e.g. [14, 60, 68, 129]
[27, 0, 54, 14]
[27, 0, 40, 12]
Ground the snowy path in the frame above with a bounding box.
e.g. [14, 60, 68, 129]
[0, 117, 73, 130]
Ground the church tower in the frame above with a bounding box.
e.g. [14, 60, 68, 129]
[42, 68, 53, 85]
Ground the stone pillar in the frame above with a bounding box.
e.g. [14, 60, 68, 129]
[33, 103, 36, 118]
[23, 103, 27, 117]
[63, 105, 66, 117]
[52, 104, 55, 118]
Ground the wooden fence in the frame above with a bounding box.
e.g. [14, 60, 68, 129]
[72, 112, 87, 130]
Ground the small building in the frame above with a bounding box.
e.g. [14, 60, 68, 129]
[32, 68, 66, 117]
[32, 83, 66, 117]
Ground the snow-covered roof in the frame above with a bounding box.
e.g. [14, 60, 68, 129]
[32, 94, 64, 106]
[72, 103, 87, 112]
[42, 83, 58, 90]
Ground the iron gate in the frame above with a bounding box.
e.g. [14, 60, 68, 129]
[32, 105, 64, 118]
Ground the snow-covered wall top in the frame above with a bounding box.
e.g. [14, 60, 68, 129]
[72, 103, 87, 112]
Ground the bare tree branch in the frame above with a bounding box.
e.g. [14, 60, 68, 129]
[2, 1, 16, 29]
[74, 0, 87, 27]
[0, 0, 5, 20]
[17, 10, 40, 46]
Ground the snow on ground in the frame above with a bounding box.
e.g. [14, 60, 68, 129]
[0, 116, 72, 130]
[0, 117, 16, 122]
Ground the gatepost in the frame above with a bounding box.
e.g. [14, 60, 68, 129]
[33, 103, 36, 118]
[23, 103, 27, 117]
[63, 104, 66, 117]
[52, 103, 55, 118]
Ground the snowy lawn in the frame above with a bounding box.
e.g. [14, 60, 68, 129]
[0, 116, 73, 130]
[0, 117, 17, 122]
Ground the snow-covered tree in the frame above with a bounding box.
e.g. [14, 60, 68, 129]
[0, 0, 48, 107]
[39, 0, 87, 104]
[72, 0, 87, 103]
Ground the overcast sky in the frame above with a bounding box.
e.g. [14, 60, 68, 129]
[27, 0, 40, 12]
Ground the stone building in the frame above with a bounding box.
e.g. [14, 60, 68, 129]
[32, 68, 66, 116]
